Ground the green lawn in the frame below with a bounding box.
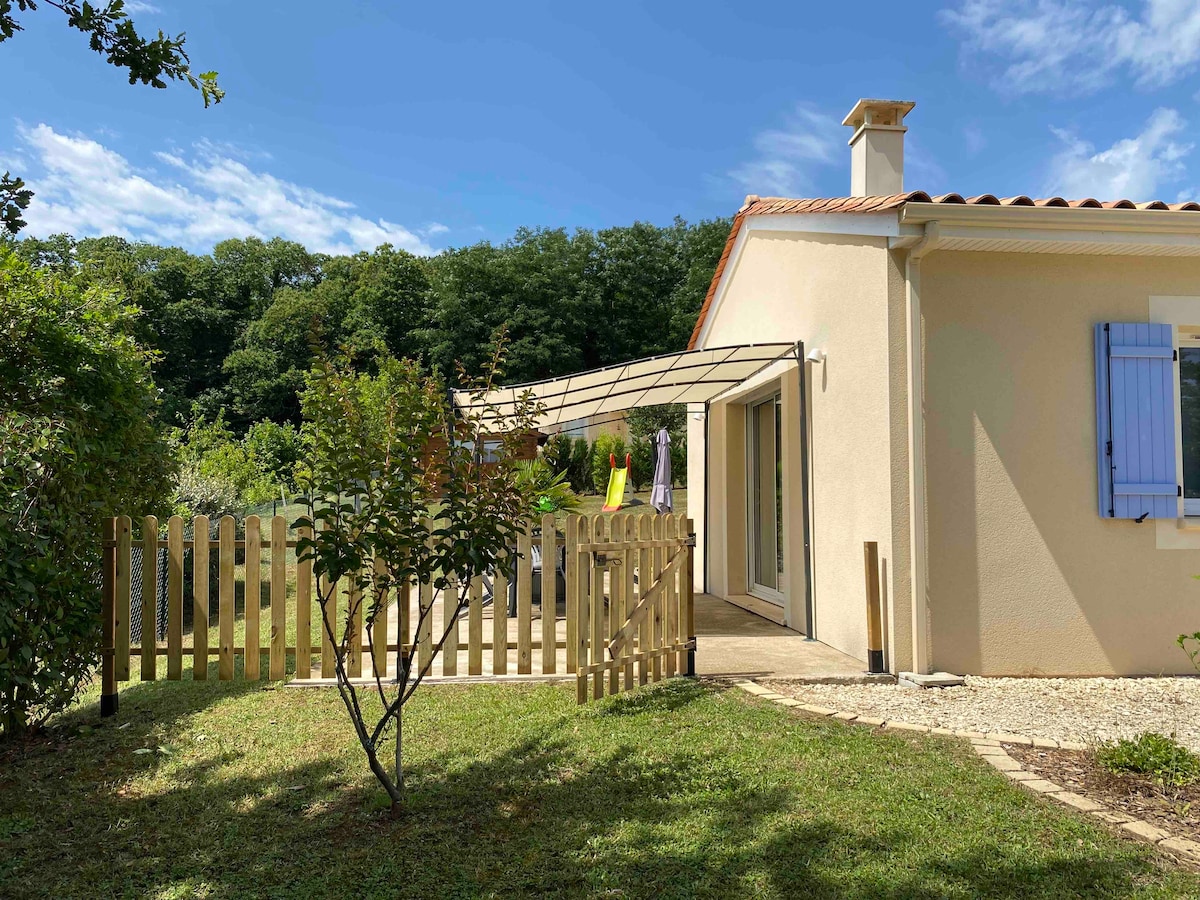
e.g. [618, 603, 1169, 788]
[245, 488, 688, 532]
[568, 487, 687, 524]
[2, 678, 1196, 898]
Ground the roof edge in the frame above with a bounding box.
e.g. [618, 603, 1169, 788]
[687, 207, 749, 350]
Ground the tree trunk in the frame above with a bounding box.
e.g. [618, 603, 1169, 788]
[392, 703, 404, 817]
[2, 686, 26, 738]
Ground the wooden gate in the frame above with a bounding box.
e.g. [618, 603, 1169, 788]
[571, 513, 696, 704]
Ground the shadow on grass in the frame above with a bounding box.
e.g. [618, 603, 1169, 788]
[2, 678, 1192, 899]
[596, 675, 713, 717]
[32, 659, 275, 748]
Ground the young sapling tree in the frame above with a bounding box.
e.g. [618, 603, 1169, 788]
[295, 338, 538, 811]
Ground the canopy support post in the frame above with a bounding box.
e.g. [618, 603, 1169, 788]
[794, 342, 816, 641]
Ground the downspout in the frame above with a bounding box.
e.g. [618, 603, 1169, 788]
[905, 221, 941, 675]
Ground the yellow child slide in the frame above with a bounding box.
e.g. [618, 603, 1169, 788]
[601, 453, 632, 511]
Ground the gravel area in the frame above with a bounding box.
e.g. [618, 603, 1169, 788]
[761, 676, 1200, 751]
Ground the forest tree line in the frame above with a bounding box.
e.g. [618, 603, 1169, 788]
[7, 218, 729, 432]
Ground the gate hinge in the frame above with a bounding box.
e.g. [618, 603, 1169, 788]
[594, 552, 607, 566]
[1106, 440, 1112, 457]
[685, 534, 697, 547]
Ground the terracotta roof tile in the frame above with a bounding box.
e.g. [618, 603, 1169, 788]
[687, 191, 1200, 349]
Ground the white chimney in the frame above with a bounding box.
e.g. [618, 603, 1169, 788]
[842, 99, 915, 197]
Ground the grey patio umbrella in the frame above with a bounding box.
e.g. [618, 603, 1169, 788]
[650, 427, 672, 513]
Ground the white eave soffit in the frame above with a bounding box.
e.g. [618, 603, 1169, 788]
[743, 208, 1200, 255]
[892, 204, 1200, 257]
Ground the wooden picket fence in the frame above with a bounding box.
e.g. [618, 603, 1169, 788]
[98, 512, 694, 711]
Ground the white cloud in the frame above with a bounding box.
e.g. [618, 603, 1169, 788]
[1044, 108, 1192, 200]
[422, 222, 450, 236]
[963, 124, 987, 155]
[124, 2, 162, 14]
[13, 123, 438, 255]
[730, 105, 841, 197]
[942, 0, 1200, 94]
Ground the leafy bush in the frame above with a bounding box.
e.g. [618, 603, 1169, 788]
[245, 419, 302, 490]
[568, 437, 591, 494]
[591, 432, 626, 495]
[1095, 732, 1200, 786]
[1181, 631, 1200, 672]
[171, 463, 245, 523]
[0, 252, 173, 736]
[514, 459, 580, 516]
[629, 434, 652, 491]
[542, 433, 573, 478]
[172, 415, 290, 509]
[626, 403, 686, 438]
[669, 430, 687, 487]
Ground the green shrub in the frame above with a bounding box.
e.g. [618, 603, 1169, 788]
[591, 432, 626, 495]
[173, 415, 281, 509]
[245, 420, 302, 490]
[568, 437, 591, 494]
[629, 434, 652, 491]
[0, 252, 173, 736]
[1181, 631, 1200, 671]
[172, 463, 245, 523]
[669, 430, 687, 487]
[542, 433, 573, 478]
[626, 403, 686, 437]
[1095, 732, 1200, 786]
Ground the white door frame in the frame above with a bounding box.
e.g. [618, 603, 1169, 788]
[746, 390, 785, 605]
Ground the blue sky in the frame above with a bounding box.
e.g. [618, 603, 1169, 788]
[3, 0, 1200, 255]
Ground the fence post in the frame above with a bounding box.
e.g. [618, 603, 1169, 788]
[101, 518, 118, 717]
[685, 519, 696, 678]
[863, 541, 885, 674]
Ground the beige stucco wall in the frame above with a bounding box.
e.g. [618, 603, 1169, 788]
[922, 251, 1200, 676]
[697, 230, 903, 665]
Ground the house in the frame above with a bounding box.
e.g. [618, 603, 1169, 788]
[556, 411, 630, 444]
[686, 98, 1200, 677]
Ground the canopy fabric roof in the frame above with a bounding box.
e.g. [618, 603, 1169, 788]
[452, 343, 798, 432]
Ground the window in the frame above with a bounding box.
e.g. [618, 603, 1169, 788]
[1179, 332, 1200, 515]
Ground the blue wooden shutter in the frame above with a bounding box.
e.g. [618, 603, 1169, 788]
[1095, 323, 1178, 519]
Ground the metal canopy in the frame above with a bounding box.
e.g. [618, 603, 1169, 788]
[451, 343, 798, 432]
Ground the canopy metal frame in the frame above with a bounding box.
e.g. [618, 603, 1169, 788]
[451, 343, 798, 432]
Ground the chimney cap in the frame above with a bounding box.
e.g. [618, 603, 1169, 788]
[841, 98, 915, 129]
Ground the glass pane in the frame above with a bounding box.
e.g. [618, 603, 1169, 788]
[776, 398, 784, 585]
[752, 398, 778, 591]
[1182, 348, 1200, 499]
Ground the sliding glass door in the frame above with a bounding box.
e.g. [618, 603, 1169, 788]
[749, 394, 783, 602]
